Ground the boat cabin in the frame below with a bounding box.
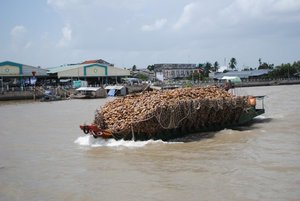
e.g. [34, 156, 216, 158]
[72, 87, 107, 98]
[105, 85, 127, 96]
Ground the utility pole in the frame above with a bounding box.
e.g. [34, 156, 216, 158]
[32, 71, 36, 100]
[1, 76, 3, 93]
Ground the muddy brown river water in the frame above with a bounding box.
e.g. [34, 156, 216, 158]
[0, 85, 299, 201]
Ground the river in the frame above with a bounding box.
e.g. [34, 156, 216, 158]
[0, 85, 299, 201]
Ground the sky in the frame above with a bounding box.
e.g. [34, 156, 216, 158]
[1, 0, 300, 69]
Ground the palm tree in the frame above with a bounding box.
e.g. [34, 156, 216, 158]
[258, 58, 262, 67]
[229, 58, 237, 70]
[132, 65, 137, 71]
[204, 62, 212, 77]
[213, 61, 219, 72]
[147, 65, 154, 71]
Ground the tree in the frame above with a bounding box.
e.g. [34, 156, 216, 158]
[132, 65, 137, 71]
[147, 65, 154, 71]
[188, 71, 203, 82]
[293, 61, 300, 73]
[198, 63, 204, 68]
[229, 58, 237, 70]
[213, 61, 219, 72]
[268, 62, 298, 78]
[259, 58, 262, 66]
[192, 71, 200, 82]
[203, 62, 212, 77]
[258, 62, 274, 70]
[258, 58, 274, 69]
[137, 73, 148, 81]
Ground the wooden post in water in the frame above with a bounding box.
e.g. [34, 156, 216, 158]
[33, 86, 36, 101]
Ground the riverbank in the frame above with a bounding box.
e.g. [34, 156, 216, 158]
[0, 84, 148, 101]
[195, 78, 300, 88]
[234, 78, 300, 88]
[0, 91, 43, 101]
[1, 79, 300, 101]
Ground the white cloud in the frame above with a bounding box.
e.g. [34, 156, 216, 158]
[10, 25, 32, 50]
[219, 0, 300, 25]
[272, 0, 300, 13]
[11, 25, 26, 37]
[141, 18, 167, 32]
[219, 0, 265, 26]
[47, 0, 147, 12]
[173, 2, 199, 30]
[24, 42, 32, 49]
[57, 24, 72, 47]
[47, 0, 75, 10]
[3, 0, 298, 68]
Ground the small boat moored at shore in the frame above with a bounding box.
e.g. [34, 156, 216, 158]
[71, 87, 107, 99]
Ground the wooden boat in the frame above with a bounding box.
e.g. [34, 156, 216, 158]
[71, 87, 107, 99]
[79, 124, 113, 139]
[40, 90, 64, 102]
[79, 87, 265, 141]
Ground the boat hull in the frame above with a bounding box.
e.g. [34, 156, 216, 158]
[119, 107, 264, 141]
[80, 106, 264, 141]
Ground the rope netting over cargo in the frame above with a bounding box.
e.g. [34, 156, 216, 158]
[93, 86, 250, 139]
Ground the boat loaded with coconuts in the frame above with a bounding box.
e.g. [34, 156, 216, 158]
[80, 86, 265, 141]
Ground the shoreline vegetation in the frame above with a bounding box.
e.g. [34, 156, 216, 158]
[1, 77, 300, 101]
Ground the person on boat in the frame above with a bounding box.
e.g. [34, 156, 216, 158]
[224, 80, 233, 91]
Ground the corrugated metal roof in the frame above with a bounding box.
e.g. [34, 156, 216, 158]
[214, 69, 271, 79]
[22, 65, 48, 76]
[81, 59, 111, 65]
[76, 87, 102, 91]
[47, 64, 84, 74]
[47, 63, 130, 78]
[105, 85, 125, 90]
[0, 61, 48, 76]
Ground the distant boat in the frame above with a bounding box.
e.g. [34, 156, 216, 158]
[40, 89, 65, 102]
[105, 85, 127, 96]
[71, 87, 107, 99]
[40, 94, 63, 102]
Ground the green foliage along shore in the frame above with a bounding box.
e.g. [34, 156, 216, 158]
[269, 61, 300, 78]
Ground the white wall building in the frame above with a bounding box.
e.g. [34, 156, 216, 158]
[154, 63, 198, 81]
